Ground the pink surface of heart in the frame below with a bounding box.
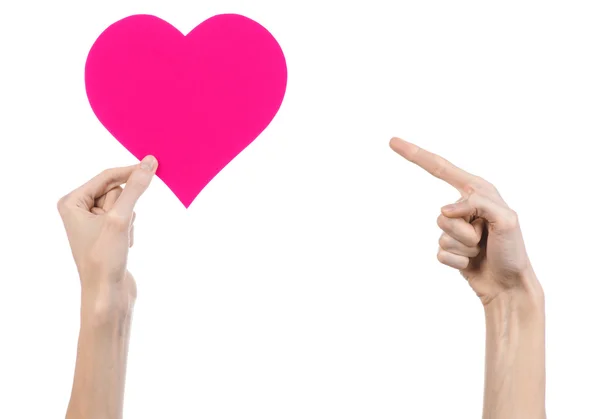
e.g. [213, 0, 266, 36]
[85, 14, 287, 208]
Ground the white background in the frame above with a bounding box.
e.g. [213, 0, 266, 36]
[1, 0, 599, 417]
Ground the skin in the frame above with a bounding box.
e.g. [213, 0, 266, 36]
[58, 155, 157, 419]
[59, 140, 544, 418]
[389, 137, 545, 419]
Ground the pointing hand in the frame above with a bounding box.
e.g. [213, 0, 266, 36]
[390, 138, 541, 305]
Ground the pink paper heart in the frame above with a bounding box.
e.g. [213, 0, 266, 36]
[85, 14, 287, 208]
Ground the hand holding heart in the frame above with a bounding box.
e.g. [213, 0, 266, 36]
[57, 156, 157, 314]
[389, 137, 542, 306]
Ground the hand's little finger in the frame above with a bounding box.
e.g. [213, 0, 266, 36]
[437, 248, 469, 270]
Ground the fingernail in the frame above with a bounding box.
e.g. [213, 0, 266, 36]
[442, 204, 456, 212]
[140, 155, 156, 171]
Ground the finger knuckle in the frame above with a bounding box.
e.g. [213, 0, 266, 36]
[56, 197, 66, 213]
[408, 146, 422, 163]
[466, 178, 484, 192]
[57, 194, 73, 214]
[471, 176, 499, 194]
[438, 234, 450, 249]
[436, 214, 446, 229]
[501, 209, 519, 230]
[436, 249, 446, 264]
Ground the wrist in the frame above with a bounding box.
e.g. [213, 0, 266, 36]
[486, 267, 544, 319]
[483, 270, 546, 418]
[485, 289, 544, 321]
[80, 281, 135, 326]
[484, 277, 545, 355]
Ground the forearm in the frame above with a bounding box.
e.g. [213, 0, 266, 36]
[66, 288, 134, 419]
[482, 277, 546, 419]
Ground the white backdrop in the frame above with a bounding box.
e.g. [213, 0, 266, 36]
[1, 1, 599, 417]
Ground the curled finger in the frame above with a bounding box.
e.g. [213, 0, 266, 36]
[438, 232, 480, 258]
[437, 214, 480, 247]
[437, 248, 470, 270]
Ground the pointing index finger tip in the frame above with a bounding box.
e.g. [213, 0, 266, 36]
[389, 137, 417, 158]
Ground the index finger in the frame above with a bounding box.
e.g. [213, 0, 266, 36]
[389, 137, 476, 190]
[73, 165, 137, 209]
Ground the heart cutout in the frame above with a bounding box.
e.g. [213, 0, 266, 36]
[85, 14, 288, 207]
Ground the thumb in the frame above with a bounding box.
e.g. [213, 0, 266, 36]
[471, 217, 485, 243]
[112, 155, 158, 217]
[440, 192, 516, 231]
